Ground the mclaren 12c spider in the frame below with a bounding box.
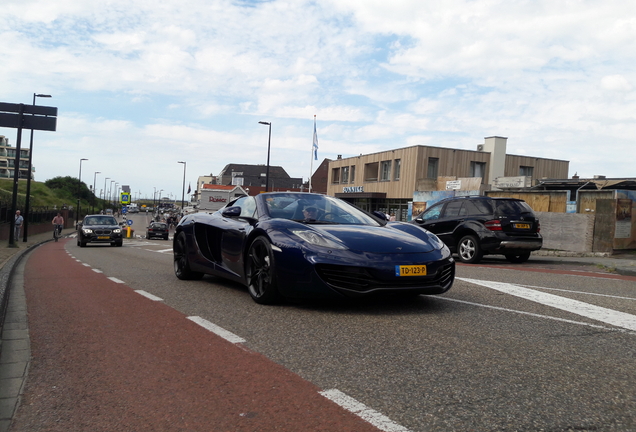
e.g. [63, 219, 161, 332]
[173, 192, 455, 304]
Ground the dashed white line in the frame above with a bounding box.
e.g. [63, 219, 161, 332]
[457, 277, 636, 332]
[134, 290, 164, 301]
[92, 269, 103, 273]
[187, 316, 246, 344]
[319, 389, 412, 432]
[82, 263, 91, 267]
[107, 277, 125, 284]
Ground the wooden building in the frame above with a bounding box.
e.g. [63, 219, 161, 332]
[326, 136, 569, 220]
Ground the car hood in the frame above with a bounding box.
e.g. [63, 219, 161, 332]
[83, 225, 120, 229]
[314, 224, 437, 253]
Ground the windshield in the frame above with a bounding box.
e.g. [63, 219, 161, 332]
[84, 216, 118, 226]
[262, 193, 382, 226]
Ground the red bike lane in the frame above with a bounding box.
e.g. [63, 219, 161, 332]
[11, 240, 384, 432]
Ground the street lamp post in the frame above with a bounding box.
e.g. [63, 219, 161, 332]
[23, 93, 52, 241]
[103, 177, 110, 212]
[114, 183, 119, 209]
[178, 161, 186, 210]
[76, 158, 88, 225]
[92, 171, 100, 214]
[109, 180, 115, 210]
[258, 121, 272, 192]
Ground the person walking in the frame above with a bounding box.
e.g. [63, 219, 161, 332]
[14, 210, 24, 240]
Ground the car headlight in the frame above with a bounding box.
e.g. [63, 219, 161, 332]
[289, 229, 347, 250]
[427, 232, 445, 249]
[113, 228, 121, 233]
[82, 228, 93, 234]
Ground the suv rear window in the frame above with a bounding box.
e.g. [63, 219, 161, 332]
[494, 200, 533, 215]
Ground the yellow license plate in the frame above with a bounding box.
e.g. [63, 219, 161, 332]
[514, 223, 531, 229]
[97, 236, 110, 239]
[396, 265, 427, 277]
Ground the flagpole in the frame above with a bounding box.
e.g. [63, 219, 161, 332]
[310, 115, 316, 193]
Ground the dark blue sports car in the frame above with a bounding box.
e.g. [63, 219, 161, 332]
[173, 192, 455, 304]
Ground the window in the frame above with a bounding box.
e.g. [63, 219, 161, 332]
[364, 162, 379, 182]
[427, 158, 439, 179]
[394, 159, 401, 180]
[442, 201, 463, 217]
[350, 165, 356, 184]
[519, 166, 534, 177]
[470, 161, 486, 182]
[380, 160, 392, 181]
[341, 166, 349, 183]
[331, 167, 340, 184]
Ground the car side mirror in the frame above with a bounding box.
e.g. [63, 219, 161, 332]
[222, 206, 241, 218]
[415, 217, 424, 223]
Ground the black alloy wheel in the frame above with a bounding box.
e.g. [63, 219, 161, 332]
[173, 232, 204, 280]
[505, 253, 531, 263]
[457, 234, 483, 264]
[246, 236, 281, 305]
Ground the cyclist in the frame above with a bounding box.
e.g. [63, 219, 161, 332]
[52, 212, 64, 241]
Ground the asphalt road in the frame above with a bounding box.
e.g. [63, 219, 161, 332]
[11, 222, 636, 431]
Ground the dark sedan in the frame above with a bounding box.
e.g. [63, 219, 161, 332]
[174, 192, 455, 304]
[146, 222, 169, 240]
[77, 215, 123, 247]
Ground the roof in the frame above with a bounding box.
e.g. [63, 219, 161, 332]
[534, 178, 636, 191]
[202, 184, 242, 191]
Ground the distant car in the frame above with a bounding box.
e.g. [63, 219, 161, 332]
[77, 215, 123, 247]
[174, 192, 455, 304]
[147, 222, 169, 240]
[105, 209, 113, 215]
[411, 196, 542, 264]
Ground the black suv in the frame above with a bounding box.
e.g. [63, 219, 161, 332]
[77, 215, 123, 247]
[411, 196, 542, 264]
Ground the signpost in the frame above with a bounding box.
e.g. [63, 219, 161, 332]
[0, 101, 57, 247]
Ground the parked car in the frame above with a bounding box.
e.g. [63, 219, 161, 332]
[147, 222, 169, 240]
[77, 215, 123, 247]
[174, 192, 455, 304]
[411, 196, 542, 264]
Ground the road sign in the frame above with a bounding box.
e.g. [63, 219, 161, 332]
[121, 207, 127, 214]
[120, 192, 130, 204]
[0, 102, 58, 131]
[127, 219, 133, 226]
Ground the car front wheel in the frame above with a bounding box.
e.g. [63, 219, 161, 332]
[505, 253, 530, 263]
[457, 234, 483, 264]
[246, 236, 280, 305]
[173, 232, 204, 280]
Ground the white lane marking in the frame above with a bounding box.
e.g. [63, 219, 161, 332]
[458, 277, 636, 332]
[135, 290, 164, 301]
[319, 389, 412, 432]
[155, 248, 173, 254]
[187, 316, 246, 344]
[92, 269, 103, 274]
[438, 297, 633, 334]
[519, 284, 636, 301]
[75, 259, 81, 262]
[82, 263, 91, 267]
[107, 277, 125, 284]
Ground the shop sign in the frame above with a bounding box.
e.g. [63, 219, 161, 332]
[343, 186, 364, 193]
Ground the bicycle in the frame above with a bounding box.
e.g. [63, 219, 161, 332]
[53, 224, 63, 242]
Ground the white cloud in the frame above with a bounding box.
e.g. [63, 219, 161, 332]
[1, 0, 635, 198]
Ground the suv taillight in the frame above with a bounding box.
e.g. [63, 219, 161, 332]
[484, 220, 502, 231]
[537, 221, 540, 233]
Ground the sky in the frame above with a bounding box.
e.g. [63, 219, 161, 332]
[1, 0, 635, 202]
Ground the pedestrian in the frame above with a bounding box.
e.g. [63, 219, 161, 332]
[14, 210, 23, 240]
[389, 213, 396, 221]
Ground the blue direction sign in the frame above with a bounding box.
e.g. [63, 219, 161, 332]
[127, 219, 133, 226]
